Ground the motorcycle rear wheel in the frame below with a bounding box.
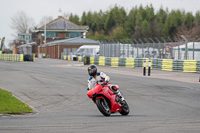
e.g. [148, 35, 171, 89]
[120, 100, 130, 115]
[96, 98, 111, 116]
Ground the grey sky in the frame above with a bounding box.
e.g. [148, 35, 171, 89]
[0, 0, 200, 48]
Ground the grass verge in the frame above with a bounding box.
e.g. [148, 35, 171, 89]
[0, 88, 33, 114]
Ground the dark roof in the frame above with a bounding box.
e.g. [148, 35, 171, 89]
[38, 37, 100, 47]
[38, 17, 88, 31]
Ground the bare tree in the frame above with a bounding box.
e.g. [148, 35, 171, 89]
[39, 16, 53, 27]
[11, 11, 35, 34]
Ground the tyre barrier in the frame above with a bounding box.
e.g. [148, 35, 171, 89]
[84, 56, 90, 65]
[90, 57, 94, 64]
[24, 54, 34, 61]
[197, 61, 200, 73]
[119, 58, 126, 66]
[94, 56, 99, 65]
[111, 57, 119, 67]
[126, 58, 134, 68]
[99, 56, 105, 66]
[0, 54, 25, 62]
[80, 56, 200, 73]
[183, 60, 197, 72]
[152, 59, 160, 69]
[78, 56, 82, 62]
[105, 57, 111, 66]
[162, 59, 173, 71]
[135, 58, 143, 67]
[173, 60, 183, 71]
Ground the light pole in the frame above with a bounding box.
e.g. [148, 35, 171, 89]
[44, 19, 46, 44]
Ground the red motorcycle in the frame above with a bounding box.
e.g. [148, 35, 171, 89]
[87, 81, 129, 116]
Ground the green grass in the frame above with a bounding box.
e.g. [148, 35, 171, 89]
[0, 89, 33, 114]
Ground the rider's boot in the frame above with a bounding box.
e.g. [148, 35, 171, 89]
[115, 91, 125, 106]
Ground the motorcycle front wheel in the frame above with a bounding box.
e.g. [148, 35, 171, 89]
[120, 100, 130, 115]
[96, 98, 111, 116]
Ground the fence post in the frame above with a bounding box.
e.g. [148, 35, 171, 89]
[149, 38, 155, 53]
[130, 40, 135, 58]
[161, 37, 167, 59]
[119, 39, 124, 58]
[144, 38, 149, 57]
[139, 38, 144, 58]
[155, 37, 161, 59]
[181, 35, 188, 60]
[134, 39, 139, 58]
[189, 36, 195, 60]
[174, 36, 181, 60]
[167, 37, 174, 59]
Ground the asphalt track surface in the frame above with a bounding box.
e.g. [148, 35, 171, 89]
[0, 59, 200, 133]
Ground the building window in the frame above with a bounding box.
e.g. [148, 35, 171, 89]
[46, 32, 54, 38]
[66, 33, 70, 38]
[66, 32, 81, 38]
[55, 32, 59, 38]
[70, 32, 81, 38]
[46, 32, 59, 38]
[20, 35, 24, 40]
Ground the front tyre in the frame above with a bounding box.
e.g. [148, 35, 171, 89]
[120, 100, 130, 115]
[96, 98, 111, 116]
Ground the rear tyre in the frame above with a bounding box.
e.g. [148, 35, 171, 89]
[120, 100, 130, 115]
[96, 98, 111, 116]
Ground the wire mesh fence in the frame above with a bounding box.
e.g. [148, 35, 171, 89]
[99, 36, 200, 61]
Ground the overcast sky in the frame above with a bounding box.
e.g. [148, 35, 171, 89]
[0, 0, 200, 48]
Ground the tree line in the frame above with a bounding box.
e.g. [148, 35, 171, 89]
[69, 5, 200, 41]
[11, 5, 200, 42]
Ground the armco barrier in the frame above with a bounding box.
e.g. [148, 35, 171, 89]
[125, 58, 134, 68]
[99, 56, 105, 66]
[111, 57, 119, 67]
[183, 60, 197, 72]
[162, 59, 173, 71]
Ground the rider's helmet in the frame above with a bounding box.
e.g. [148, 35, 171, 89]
[88, 64, 97, 77]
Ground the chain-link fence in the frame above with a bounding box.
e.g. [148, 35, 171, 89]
[99, 36, 200, 61]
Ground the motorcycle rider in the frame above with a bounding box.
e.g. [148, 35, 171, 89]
[87, 64, 125, 102]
